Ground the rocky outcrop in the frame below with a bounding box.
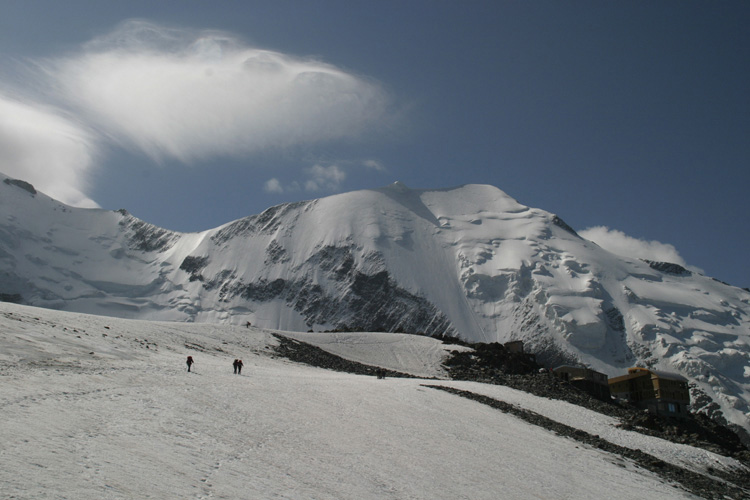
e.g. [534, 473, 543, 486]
[179, 255, 209, 282]
[3, 178, 36, 195]
[117, 210, 178, 252]
[645, 260, 692, 276]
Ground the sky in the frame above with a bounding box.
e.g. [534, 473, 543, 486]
[0, 1, 748, 287]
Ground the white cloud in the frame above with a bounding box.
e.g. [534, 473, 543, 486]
[264, 163, 351, 194]
[45, 20, 391, 163]
[0, 20, 392, 208]
[580, 226, 689, 266]
[0, 93, 98, 208]
[263, 178, 284, 194]
[303, 164, 346, 192]
[363, 159, 386, 172]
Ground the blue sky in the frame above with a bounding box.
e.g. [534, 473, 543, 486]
[1, 1, 748, 287]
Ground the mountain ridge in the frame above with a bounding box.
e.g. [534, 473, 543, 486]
[0, 171, 748, 439]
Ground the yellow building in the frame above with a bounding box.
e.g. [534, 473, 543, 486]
[608, 367, 690, 418]
[553, 365, 611, 400]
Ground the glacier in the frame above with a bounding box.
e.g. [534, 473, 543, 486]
[0, 172, 748, 439]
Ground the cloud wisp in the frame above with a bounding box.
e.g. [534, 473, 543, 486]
[263, 178, 285, 194]
[580, 226, 693, 267]
[263, 158, 387, 194]
[303, 164, 346, 192]
[44, 20, 391, 163]
[263, 164, 347, 194]
[363, 159, 386, 172]
[0, 92, 98, 207]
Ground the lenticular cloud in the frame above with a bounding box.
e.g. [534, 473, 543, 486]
[47, 20, 390, 162]
[0, 93, 98, 208]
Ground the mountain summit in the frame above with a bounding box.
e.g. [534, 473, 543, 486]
[1, 172, 748, 437]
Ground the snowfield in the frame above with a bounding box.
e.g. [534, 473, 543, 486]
[280, 330, 471, 379]
[1, 302, 745, 499]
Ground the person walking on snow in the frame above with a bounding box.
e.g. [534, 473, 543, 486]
[186, 356, 194, 372]
[236, 359, 244, 375]
[233, 359, 239, 374]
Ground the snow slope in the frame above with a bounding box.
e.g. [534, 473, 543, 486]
[280, 330, 471, 379]
[2, 302, 743, 499]
[0, 172, 748, 438]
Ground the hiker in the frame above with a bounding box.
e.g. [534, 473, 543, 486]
[237, 359, 244, 375]
[233, 359, 239, 374]
[186, 356, 194, 372]
[246, 321, 251, 328]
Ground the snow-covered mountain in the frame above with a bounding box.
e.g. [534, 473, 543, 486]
[1, 172, 749, 438]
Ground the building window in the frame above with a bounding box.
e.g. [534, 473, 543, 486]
[668, 403, 677, 413]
